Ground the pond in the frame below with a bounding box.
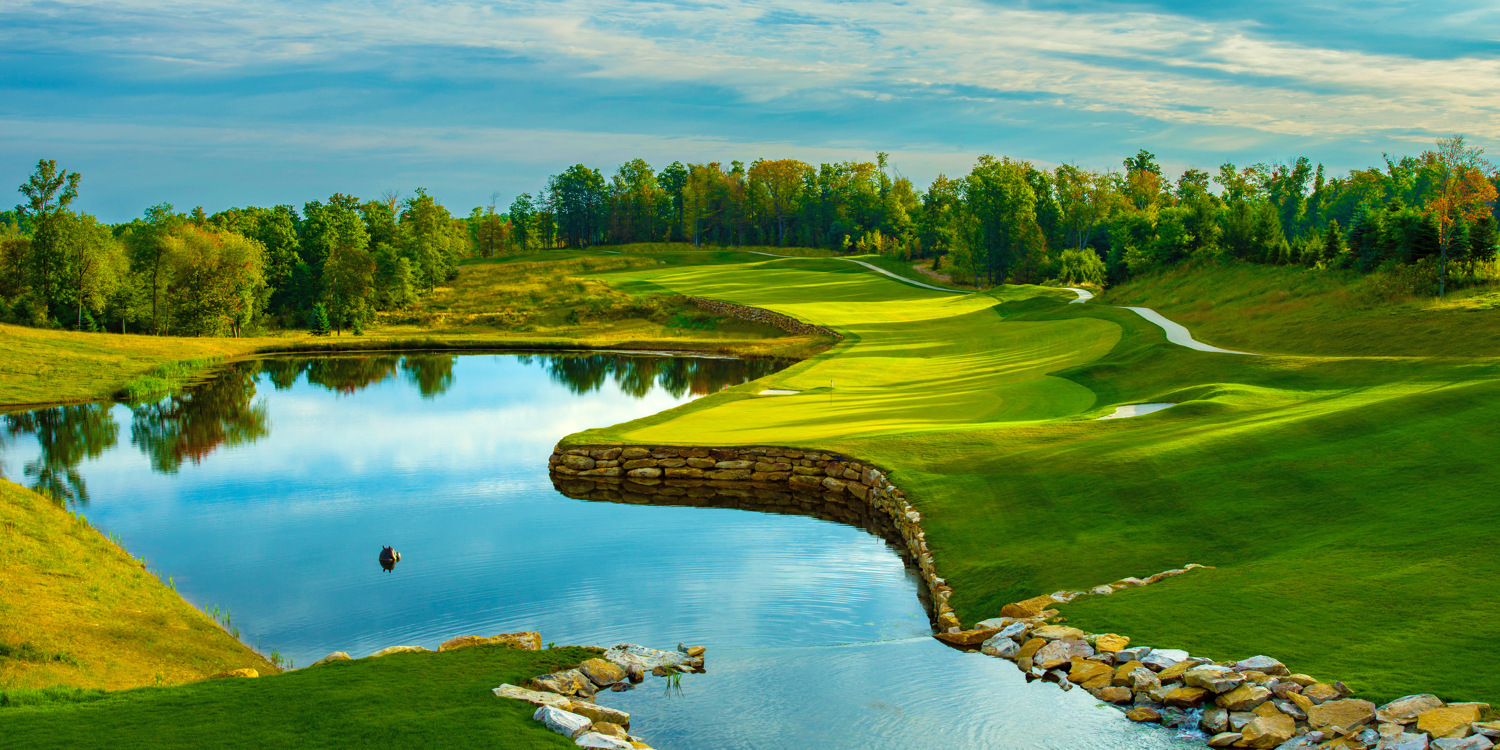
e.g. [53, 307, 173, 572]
[3, 352, 1202, 750]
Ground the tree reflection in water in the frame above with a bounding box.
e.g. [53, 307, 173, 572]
[2, 405, 119, 504]
[0, 352, 788, 498]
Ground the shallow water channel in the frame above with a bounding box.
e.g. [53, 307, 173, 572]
[4, 352, 1202, 749]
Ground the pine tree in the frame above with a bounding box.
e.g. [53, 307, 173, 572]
[1321, 219, 1346, 267]
[309, 303, 331, 336]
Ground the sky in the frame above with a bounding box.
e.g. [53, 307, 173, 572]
[2, 0, 1499, 222]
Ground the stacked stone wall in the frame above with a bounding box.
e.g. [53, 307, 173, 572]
[688, 297, 842, 339]
[548, 443, 958, 631]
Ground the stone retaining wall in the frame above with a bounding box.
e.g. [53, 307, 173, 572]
[688, 297, 843, 339]
[548, 443, 958, 631]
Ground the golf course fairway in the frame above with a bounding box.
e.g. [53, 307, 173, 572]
[566, 251, 1500, 706]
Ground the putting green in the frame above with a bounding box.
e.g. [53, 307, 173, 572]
[576, 252, 1500, 706]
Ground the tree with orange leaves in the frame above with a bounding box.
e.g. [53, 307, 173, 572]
[1421, 135, 1498, 296]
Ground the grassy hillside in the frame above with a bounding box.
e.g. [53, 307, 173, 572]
[1100, 260, 1500, 356]
[563, 252, 1500, 705]
[0, 481, 278, 690]
[0, 644, 595, 749]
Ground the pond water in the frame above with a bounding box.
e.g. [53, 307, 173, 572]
[3, 352, 1202, 750]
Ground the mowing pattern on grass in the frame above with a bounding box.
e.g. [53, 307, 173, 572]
[567, 252, 1500, 706]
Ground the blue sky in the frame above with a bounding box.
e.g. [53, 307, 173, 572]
[3, 0, 1498, 221]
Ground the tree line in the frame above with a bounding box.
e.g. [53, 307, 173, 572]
[4, 138, 1496, 337]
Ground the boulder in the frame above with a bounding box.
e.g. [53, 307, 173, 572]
[1001, 595, 1059, 619]
[1309, 699, 1377, 734]
[1113, 660, 1146, 686]
[1141, 649, 1189, 672]
[578, 658, 628, 687]
[994, 621, 1032, 642]
[1419, 705, 1484, 739]
[626, 468, 662, 479]
[1378, 734, 1433, 750]
[620, 447, 651, 459]
[1233, 655, 1289, 675]
[1229, 712, 1257, 731]
[1207, 733, 1243, 747]
[440, 632, 542, 652]
[1252, 701, 1283, 718]
[980, 638, 1020, 659]
[1200, 706, 1229, 734]
[1186, 666, 1245, 693]
[1016, 638, 1047, 661]
[1031, 625, 1086, 641]
[1115, 647, 1153, 662]
[1126, 706, 1162, 723]
[529, 670, 596, 698]
[1288, 691, 1315, 714]
[1157, 657, 1212, 682]
[935, 627, 1001, 647]
[309, 652, 351, 667]
[566, 701, 630, 728]
[1432, 739, 1494, 750]
[562, 455, 596, 471]
[534, 705, 592, 739]
[1081, 674, 1114, 691]
[492, 684, 572, 708]
[1216, 684, 1272, 711]
[1380, 695, 1446, 725]
[1094, 634, 1130, 653]
[1274, 698, 1307, 721]
[1239, 713, 1297, 748]
[1164, 686, 1211, 708]
[1069, 660, 1113, 685]
[975, 617, 1016, 630]
[1034, 639, 1093, 670]
[1096, 686, 1133, 704]
[1284, 673, 1318, 687]
[1160, 707, 1195, 728]
[210, 668, 258, 679]
[591, 722, 628, 738]
[1147, 685, 1176, 704]
[369, 645, 427, 658]
[601, 644, 690, 671]
[1130, 668, 1161, 693]
[1303, 682, 1342, 703]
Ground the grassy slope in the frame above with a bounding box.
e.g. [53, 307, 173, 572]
[1100, 260, 1500, 357]
[0, 481, 278, 690]
[0, 250, 822, 410]
[0, 644, 595, 749]
[566, 253, 1500, 706]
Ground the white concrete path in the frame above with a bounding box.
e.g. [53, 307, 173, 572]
[1060, 288, 1258, 355]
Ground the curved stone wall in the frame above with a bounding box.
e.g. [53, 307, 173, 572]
[688, 297, 843, 339]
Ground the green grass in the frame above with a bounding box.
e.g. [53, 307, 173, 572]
[560, 251, 1500, 706]
[0, 644, 597, 749]
[0, 481, 279, 690]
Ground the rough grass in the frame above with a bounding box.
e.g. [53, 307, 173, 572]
[565, 252, 1500, 706]
[0, 644, 597, 749]
[1100, 259, 1500, 357]
[0, 481, 279, 690]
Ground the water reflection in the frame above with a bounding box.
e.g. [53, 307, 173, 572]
[525, 353, 790, 399]
[2, 405, 119, 504]
[130, 366, 270, 474]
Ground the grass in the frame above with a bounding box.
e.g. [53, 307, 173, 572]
[559, 251, 1500, 706]
[0, 644, 598, 749]
[1100, 259, 1500, 357]
[0, 480, 279, 690]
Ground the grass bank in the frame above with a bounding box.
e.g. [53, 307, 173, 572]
[0, 644, 596, 748]
[0, 481, 278, 690]
[558, 251, 1500, 706]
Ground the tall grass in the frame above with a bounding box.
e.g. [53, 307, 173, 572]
[119, 357, 224, 403]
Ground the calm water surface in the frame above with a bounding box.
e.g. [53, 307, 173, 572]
[4, 353, 1201, 750]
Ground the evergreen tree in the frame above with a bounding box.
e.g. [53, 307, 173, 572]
[309, 303, 331, 336]
[1321, 219, 1346, 266]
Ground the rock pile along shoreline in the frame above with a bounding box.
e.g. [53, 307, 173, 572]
[549, 442, 1498, 750]
[687, 297, 843, 339]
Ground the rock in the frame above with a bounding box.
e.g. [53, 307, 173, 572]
[1208, 732, 1243, 747]
[620, 447, 651, 459]
[1097, 686, 1133, 704]
[1217, 684, 1273, 711]
[975, 617, 1016, 629]
[1094, 634, 1130, 652]
[1233, 655, 1289, 675]
[1034, 639, 1093, 669]
[1126, 706, 1162, 723]
[1186, 666, 1245, 693]
[1130, 667, 1161, 693]
[1147, 685, 1177, 704]
[1160, 707, 1195, 728]
[1419, 706, 1483, 739]
[1141, 649, 1190, 672]
[1082, 674, 1114, 691]
[1288, 691, 1315, 714]
[439, 632, 542, 652]
[1274, 698, 1307, 721]
[591, 722, 629, 738]
[1000, 595, 1059, 619]
[1070, 660, 1113, 685]
[566, 701, 630, 728]
[574, 731, 634, 749]
[1303, 682, 1342, 703]
[1251, 701, 1282, 719]
[625, 664, 645, 683]
[1164, 686, 1211, 708]
[562, 455, 596, 471]
[1380, 695, 1446, 725]
[1335, 681, 1354, 698]
[1284, 673, 1318, 687]
[935, 627, 1001, 647]
[684, 646, 706, 658]
[1271, 682, 1304, 699]
[980, 638, 1020, 659]
[601, 644, 690, 671]
[578, 659, 628, 687]
[1308, 699, 1377, 734]
[1113, 660, 1146, 686]
[1157, 657, 1212, 682]
[1031, 625, 1087, 641]
[992, 621, 1031, 642]
[609, 683, 633, 692]
[1239, 713, 1297, 748]
[1432, 738, 1494, 750]
[529, 670, 597, 698]
[309, 652, 351, 667]
[1115, 647, 1153, 662]
[626, 467, 662, 478]
[1229, 712, 1257, 731]
[534, 705, 592, 739]
[1016, 638, 1047, 661]
[493, 683, 573, 708]
[1378, 734, 1432, 750]
[210, 668, 258, 679]
[369, 645, 427, 658]
[1201, 706, 1229, 734]
[1476, 722, 1500, 739]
